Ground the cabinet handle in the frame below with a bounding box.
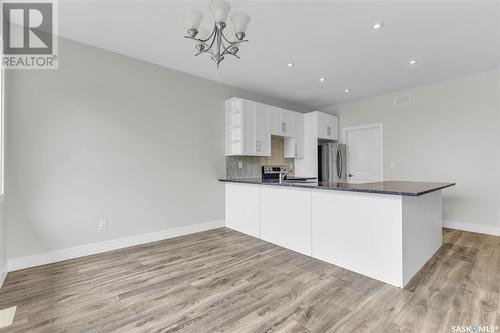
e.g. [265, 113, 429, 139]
[327, 126, 331, 136]
[283, 123, 286, 133]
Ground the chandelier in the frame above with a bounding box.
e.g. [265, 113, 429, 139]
[183, 1, 251, 69]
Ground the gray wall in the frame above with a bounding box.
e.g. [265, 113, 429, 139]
[322, 70, 500, 232]
[0, 200, 5, 283]
[5, 37, 305, 260]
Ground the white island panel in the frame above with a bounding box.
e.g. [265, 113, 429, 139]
[402, 191, 442, 285]
[312, 190, 404, 287]
[225, 183, 260, 238]
[261, 186, 312, 256]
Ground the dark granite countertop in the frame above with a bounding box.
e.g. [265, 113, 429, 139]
[219, 178, 456, 196]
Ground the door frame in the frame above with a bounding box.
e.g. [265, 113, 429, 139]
[342, 123, 384, 182]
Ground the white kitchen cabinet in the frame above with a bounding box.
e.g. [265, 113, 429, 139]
[295, 114, 305, 158]
[317, 111, 338, 140]
[282, 109, 294, 137]
[225, 183, 260, 238]
[226, 97, 304, 158]
[284, 112, 304, 159]
[254, 102, 271, 155]
[269, 107, 282, 135]
[269, 106, 294, 137]
[260, 186, 312, 256]
[327, 115, 339, 140]
[225, 98, 270, 156]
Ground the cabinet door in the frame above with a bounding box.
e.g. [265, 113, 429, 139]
[225, 183, 260, 238]
[269, 106, 282, 136]
[327, 115, 339, 140]
[317, 112, 338, 140]
[282, 109, 294, 137]
[284, 112, 304, 159]
[283, 137, 296, 159]
[295, 113, 305, 158]
[261, 186, 312, 256]
[241, 99, 256, 155]
[317, 112, 328, 139]
[254, 102, 271, 156]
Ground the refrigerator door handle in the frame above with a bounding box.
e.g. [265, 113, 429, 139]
[342, 147, 346, 180]
[342, 146, 347, 181]
[336, 149, 342, 179]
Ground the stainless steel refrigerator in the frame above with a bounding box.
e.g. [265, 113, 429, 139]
[318, 143, 347, 183]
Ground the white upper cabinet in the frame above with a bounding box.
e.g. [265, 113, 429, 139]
[226, 98, 304, 158]
[270, 106, 294, 137]
[316, 111, 339, 140]
[295, 113, 305, 158]
[225, 98, 271, 156]
[254, 102, 271, 155]
[282, 109, 294, 137]
[269, 107, 282, 135]
[284, 112, 304, 159]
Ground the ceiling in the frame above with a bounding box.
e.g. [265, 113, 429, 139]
[58, 1, 500, 109]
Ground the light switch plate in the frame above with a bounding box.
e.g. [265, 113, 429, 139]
[98, 220, 108, 231]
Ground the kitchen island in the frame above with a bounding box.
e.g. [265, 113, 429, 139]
[220, 179, 455, 287]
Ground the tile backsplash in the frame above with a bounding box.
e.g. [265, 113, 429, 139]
[226, 136, 294, 179]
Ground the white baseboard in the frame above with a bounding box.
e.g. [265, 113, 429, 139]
[8, 220, 225, 272]
[0, 272, 6, 288]
[444, 220, 500, 236]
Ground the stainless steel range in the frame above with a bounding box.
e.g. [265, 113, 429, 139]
[261, 165, 291, 182]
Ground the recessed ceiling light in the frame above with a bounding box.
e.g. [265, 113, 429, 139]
[373, 22, 384, 30]
[319, 77, 326, 82]
[287, 62, 294, 67]
[409, 59, 418, 65]
[344, 89, 352, 93]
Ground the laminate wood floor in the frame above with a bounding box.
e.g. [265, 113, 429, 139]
[0, 228, 499, 333]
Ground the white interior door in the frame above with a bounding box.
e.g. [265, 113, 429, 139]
[343, 124, 383, 183]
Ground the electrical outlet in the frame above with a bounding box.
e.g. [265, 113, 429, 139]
[98, 219, 108, 231]
[443, 204, 450, 213]
[238, 161, 243, 169]
[389, 161, 396, 169]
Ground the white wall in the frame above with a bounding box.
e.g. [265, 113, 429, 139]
[322, 70, 500, 235]
[5, 37, 305, 264]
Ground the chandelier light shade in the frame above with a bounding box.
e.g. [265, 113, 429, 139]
[209, 0, 231, 23]
[231, 12, 250, 36]
[183, 0, 251, 69]
[183, 9, 203, 34]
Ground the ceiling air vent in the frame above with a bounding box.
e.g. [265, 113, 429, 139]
[394, 95, 411, 106]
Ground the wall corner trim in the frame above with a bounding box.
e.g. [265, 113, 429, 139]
[7, 220, 225, 273]
[444, 219, 500, 237]
[0, 272, 6, 288]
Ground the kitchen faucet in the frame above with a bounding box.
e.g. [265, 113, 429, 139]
[279, 168, 292, 184]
